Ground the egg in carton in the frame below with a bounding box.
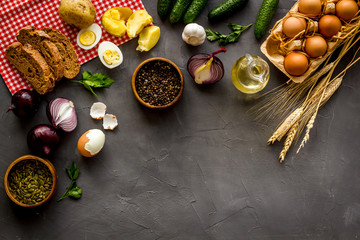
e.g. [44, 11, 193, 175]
[260, 0, 360, 83]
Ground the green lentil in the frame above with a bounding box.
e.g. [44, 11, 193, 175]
[8, 159, 53, 205]
[135, 60, 181, 106]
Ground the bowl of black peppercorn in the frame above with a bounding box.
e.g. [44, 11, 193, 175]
[131, 57, 184, 109]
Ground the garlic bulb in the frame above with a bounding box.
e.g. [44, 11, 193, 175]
[182, 23, 206, 46]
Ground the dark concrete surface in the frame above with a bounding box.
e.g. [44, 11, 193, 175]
[1, 0, 360, 239]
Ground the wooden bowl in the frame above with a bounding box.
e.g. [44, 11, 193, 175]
[131, 57, 184, 109]
[4, 155, 58, 207]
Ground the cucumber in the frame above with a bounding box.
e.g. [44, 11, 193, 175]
[183, 0, 209, 24]
[254, 0, 279, 39]
[169, 0, 192, 24]
[157, 0, 173, 20]
[208, 0, 249, 23]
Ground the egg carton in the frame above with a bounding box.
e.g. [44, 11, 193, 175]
[260, 0, 360, 83]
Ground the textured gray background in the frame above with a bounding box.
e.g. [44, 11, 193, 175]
[1, 0, 360, 239]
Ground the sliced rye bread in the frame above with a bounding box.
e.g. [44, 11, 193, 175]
[6, 42, 55, 95]
[17, 26, 64, 82]
[42, 28, 80, 79]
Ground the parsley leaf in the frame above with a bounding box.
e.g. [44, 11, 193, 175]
[206, 23, 252, 45]
[58, 162, 82, 201]
[73, 71, 114, 97]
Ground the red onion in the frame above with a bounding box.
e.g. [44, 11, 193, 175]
[7, 89, 40, 118]
[47, 98, 77, 132]
[27, 124, 60, 156]
[187, 48, 226, 84]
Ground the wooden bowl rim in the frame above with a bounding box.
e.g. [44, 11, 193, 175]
[4, 154, 58, 207]
[131, 57, 184, 109]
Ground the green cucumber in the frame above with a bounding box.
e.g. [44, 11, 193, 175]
[183, 0, 209, 24]
[208, 0, 249, 23]
[254, 0, 279, 39]
[157, 0, 173, 20]
[169, 0, 192, 24]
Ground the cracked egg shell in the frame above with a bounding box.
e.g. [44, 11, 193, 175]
[103, 114, 118, 130]
[90, 102, 107, 119]
[77, 129, 105, 157]
[77, 23, 102, 50]
[98, 41, 123, 69]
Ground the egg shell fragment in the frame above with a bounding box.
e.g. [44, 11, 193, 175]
[103, 114, 118, 130]
[98, 41, 123, 69]
[76, 23, 102, 50]
[77, 129, 105, 157]
[90, 102, 107, 119]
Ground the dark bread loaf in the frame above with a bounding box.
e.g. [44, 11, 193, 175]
[6, 42, 55, 95]
[17, 26, 64, 82]
[42, 28, 80, 79]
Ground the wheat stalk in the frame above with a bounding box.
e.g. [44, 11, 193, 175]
[268, 107, 303, 144]
[297, 77, 343, 153]
[279, 123, 299, 163]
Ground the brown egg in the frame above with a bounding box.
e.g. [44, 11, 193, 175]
[298, 0, 322, 17]
[284, 52, 309, 76]
[282, 17, 307, 38]
[77, 129, 105, 157]
[318, 15, 342, 38]
[336, 0, 359, 21]
[304, 36, 328, 58]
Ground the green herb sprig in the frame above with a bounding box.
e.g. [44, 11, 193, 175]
[73, 71, 114, 97]
[206, 23, 252, 45]
[58, 162, 82, 201]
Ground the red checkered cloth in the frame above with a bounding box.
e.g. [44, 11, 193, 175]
[0, 0, 145, 95]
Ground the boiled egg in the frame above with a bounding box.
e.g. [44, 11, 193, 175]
[319, 15, 342, 38]
[282, 17, 307, 38]
[77, 129, 105, 157]
[98, 41, 123, 69]
[284, 52, 309, 76]
[336, 0, 359, 21]
[298, 0, 322, 17]
[77, 23, 102, 50]
[304, 36, 328, 58]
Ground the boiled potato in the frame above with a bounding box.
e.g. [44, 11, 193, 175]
[136, 26, 160, 52]
[126, 10, 153, 38]
[58, 0, 96, 29]
[101, 7, 133, 37]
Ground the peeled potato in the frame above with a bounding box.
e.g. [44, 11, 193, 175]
[136, 26, 160, 52]
[101, 7, 133, 37]
[126, 10, 153, 38]
[58, 0, 96, 29]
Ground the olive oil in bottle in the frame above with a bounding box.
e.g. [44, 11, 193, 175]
[231, 54, 270, 94]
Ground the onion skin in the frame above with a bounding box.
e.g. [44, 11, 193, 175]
[7, 89, 40, 118]
[27, 124, 61, 157]
[187, 48, 226, 84]
[47, 97, 77, 132]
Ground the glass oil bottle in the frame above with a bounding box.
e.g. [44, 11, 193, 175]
[231, 54, 270, 94]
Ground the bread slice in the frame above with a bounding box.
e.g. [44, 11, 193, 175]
[17, 26, 64, 82]
[42, 28, 80, 79]
[6, 42, 55, 95]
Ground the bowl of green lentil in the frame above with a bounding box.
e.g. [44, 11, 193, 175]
[4, 155, 58, 207]
[132, 57, 184, 109]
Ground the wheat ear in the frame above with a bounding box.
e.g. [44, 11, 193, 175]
[296, 77, 343, 153]
[297, 113, 316, 153]
[279, 123, 299, 163]
[268, 107, 303, 144]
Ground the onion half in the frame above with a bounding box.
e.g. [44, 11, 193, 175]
[187, 48, 226, 84]
[47, 98, 77, 132]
